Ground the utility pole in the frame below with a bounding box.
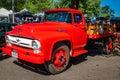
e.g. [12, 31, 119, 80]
[12, 0, 14, 23]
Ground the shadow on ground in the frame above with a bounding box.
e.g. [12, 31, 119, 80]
[0, 54, 10, 61]
[13, 53, 90, 75]
[13, 60, 51, 75]
[13, 46, 120, 75]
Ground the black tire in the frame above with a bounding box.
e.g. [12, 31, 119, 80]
[44, 43, 70, 74]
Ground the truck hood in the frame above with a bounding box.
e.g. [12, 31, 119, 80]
[9, 22, 73, 39]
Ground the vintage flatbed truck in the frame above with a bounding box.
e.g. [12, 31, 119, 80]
[2, 8, 115, 74]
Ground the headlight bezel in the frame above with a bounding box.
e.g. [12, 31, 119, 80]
[31, 40, 41, 53]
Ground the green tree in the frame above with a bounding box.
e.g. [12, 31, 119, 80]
[0, 0, 25, 11]
[54, 0, 101, 18]
[23, 0, 53, 13]
[0, 0, 12, 10]
[53, 0, 71, 8]
[101, 5, 115, 17]
[0, 0, 53, 13]
[0, 0, 115, 17]
[78, 0, 101, 18]
[71, 0, 81, 9]
[14, 0, 26, 12]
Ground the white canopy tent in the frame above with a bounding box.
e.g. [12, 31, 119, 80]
[0, 14, 7, 17]
[20, 8, 28, 12]
[0, 8, 11, 17]
[0, 8, 11, 22]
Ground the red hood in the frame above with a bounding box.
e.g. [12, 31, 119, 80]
[8, 22, 73, 39]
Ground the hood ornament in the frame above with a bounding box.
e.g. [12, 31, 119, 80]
[16, 38, 20, 43]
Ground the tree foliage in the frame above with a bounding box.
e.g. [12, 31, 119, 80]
[0, 0, 12, 10]
[0, 0, 115, 17]
[23, 0, 53, 13]
[79, 0, 101, 18]
[0, 0, 52, 13]
[53, 0, 115, 18]
[101, 5, 115, 17]
[0, 0, 25, 11]
[53, 0, 71, 8]
[71, 0, 81, 9]
[54, 0, 101, 18]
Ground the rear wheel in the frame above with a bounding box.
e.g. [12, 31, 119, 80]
[103, 37, 113, 54]
[45, 43, 70, 74]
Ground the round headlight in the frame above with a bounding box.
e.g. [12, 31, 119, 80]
[32, 40, 39, 50]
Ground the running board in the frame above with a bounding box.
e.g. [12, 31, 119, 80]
[72, 49, 88, 57]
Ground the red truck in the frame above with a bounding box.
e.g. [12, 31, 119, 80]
[2, 8, 115, 74]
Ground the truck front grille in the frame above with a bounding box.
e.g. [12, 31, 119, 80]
[7, 35, 33, 49]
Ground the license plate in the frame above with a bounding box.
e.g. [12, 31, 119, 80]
[12, 50, 18, 58]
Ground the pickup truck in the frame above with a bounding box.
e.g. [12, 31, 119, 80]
[2, 8, 115, 74]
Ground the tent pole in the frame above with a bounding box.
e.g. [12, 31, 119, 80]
[12, 0, 14, 23]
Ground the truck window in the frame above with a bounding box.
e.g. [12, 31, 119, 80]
[45, 12, 72, 23]
[74, 14, 82, 24]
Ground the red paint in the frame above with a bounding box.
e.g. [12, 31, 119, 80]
[53, 49, 67, 69]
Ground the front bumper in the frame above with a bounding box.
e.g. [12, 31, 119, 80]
[2, 45, 45, 64]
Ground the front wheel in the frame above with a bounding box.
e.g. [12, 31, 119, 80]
[45, 44, 70, 74]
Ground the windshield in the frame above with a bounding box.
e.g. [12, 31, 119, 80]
[44, 11, 72, 23]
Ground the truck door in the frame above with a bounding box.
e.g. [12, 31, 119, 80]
[72, 13, 87, 49]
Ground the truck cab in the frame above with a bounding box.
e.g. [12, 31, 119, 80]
[2, 8, 87, 74]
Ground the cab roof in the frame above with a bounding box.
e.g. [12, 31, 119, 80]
[45, 8, 83, 14]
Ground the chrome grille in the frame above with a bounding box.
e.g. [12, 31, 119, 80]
[7, 35, 33, 48]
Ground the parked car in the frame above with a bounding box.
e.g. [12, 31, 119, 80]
[0, 22, 17, 49]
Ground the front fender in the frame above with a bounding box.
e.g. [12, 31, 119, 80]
[34, 32, 71, 61]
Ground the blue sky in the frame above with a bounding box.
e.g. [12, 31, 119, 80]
[101, 0, 120, 16]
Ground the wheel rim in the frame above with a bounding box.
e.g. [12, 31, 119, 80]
[53, 48, 67, 69]
[107, 40, 113, 54]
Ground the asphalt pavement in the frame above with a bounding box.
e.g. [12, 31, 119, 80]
[0, 50, 120, 80]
